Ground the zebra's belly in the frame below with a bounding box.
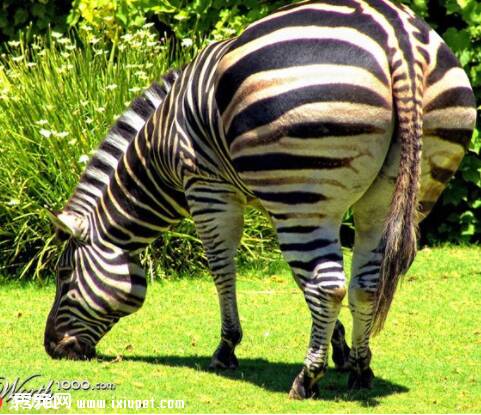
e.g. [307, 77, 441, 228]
[229, 102, 394, 218]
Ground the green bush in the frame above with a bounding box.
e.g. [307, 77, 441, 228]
[0, 0, 70, 44]
[67, 0, 285, 44]
[0, 28, 168, 279]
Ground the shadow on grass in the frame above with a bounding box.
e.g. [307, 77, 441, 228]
[97, 354, 408, 406]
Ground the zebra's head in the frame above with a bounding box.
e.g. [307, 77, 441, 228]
[44, 210, 147, 360]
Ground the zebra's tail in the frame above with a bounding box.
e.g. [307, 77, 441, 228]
[371, 48, 424, 335]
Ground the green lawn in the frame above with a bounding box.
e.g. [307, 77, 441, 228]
[1, 246, 480, 413]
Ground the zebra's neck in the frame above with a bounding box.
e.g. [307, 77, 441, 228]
[64, 69, 187, 251]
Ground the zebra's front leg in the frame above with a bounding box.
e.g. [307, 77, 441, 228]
[275, 224, 346, 399]
[186, 179, 246, 370]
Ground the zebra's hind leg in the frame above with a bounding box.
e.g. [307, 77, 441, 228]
[347, 173, 394, 390]
[274, 222, 346, 399]
[331, 320, 351, 372]
[348, 225, 386, 389]
[185, 179, 246, 370]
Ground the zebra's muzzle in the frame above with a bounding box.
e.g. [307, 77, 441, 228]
[45, 333, 96, 360]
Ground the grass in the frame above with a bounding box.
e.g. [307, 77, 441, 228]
[1, 246, 480, 413]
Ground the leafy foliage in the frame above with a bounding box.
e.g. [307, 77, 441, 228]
[67, 0, 285, 44]
[0, 0, 70, 44]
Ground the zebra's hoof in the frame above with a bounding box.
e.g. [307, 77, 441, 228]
[347, 367, 374, 390]
[208, 342, 238, 370]
[288, 368, 320, 400]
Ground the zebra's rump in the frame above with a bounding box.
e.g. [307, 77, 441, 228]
[213, 1, 394, 191]
[213, 5, 395, 210]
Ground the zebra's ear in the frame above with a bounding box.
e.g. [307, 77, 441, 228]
[46, 209, 87, 241]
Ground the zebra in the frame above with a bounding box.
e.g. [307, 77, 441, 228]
[45, 0, 476, 399]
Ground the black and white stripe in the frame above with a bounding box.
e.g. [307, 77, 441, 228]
[45, 0, 476, 398]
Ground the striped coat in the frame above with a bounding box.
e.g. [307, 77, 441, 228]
[45, 0, 476, 399]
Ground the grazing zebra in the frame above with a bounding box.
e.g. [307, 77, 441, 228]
[45, 0, 476, 399]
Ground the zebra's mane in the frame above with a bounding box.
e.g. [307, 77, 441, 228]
[65, 69, 181, 216]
